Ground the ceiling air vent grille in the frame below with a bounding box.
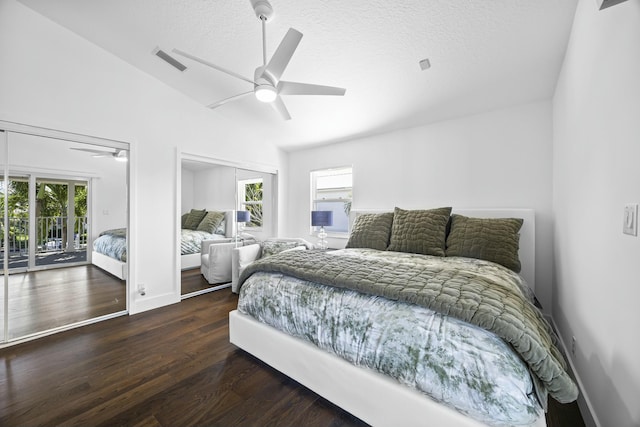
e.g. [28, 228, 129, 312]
[153, 47, 187, 72]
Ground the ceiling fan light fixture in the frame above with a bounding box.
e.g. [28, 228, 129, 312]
[114, 150, 128, 162]
[255, 84, 277, 103]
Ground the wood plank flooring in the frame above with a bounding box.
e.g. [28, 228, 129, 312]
[0, 289, 585, 426]
[180, 267, 213, 295]
[1, 265, 125, 339]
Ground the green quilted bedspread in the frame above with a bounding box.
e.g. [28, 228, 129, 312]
[238, 248, 579, 403]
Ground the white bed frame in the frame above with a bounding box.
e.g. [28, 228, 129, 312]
[91, 250, 127, 280]
[229, 208, 545, 427]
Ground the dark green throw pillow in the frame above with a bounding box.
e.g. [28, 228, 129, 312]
[181, 213, 189, 228]
[197, 211, 225, 234]
[346, 212, 394, 251]
[183, 208, 207, 230]
[387, 207, 452, 256]
[445, 214, 523, 272]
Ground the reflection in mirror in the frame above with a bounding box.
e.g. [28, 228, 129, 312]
[0, 130, 128, 342]
[179, 159, 277, 298]
[1, 130, 6, 342]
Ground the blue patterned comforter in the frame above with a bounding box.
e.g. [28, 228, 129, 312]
[93, 228, 127, 262]
[238, 250, 545, 426]
[180, 229, 225, 255]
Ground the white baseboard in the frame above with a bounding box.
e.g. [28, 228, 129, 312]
[130, 291, 179, 314]
[547, 316, 601, 427]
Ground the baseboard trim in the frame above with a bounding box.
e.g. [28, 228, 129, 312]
[547, 315, 601, 427]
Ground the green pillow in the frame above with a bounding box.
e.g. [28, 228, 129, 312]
[181, 213, 189, 228]
[445, 214, 523, 272]
[197, 211, 225, 234]
[387, 207, 452, 256]
[183, 208, 207, 230]
[346, 212, 394, 251]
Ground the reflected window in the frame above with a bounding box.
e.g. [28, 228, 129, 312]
[310, 167, 352, 235]
[238, 178, 263, 228]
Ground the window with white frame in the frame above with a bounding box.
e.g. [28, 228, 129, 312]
[237, 178, 263, 228]
[310, 167, 352, 235]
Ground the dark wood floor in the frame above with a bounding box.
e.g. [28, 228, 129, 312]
[0, 290, 585, 426]
[1, 264, 125, 339]
[181, 267, 216, 295]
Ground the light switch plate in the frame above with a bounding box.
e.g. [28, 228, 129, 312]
[623, 203, 638, 236]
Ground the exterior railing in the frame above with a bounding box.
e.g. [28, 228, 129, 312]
[0, 216, 88, 254]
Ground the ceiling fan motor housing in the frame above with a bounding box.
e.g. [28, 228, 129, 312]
[252, 0, 274, 21]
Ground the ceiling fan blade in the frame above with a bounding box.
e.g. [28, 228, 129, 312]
[172, 48, 257, 85]
[262, 28, 302, 83]
[207, 91, 254, 109]
[277, 81, 346, 97]
[270, 95, 291, 120]
[70, 147, 113, 155]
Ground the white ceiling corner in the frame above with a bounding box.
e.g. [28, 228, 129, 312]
[17, 0, 578, 151]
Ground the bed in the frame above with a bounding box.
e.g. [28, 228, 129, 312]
[91, 210, 235, 279]
[229, 208, 578, 427]
[92, 228, 128, 280]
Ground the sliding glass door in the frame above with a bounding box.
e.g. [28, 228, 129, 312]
[34, 178, 89, 269]
[0, 175, 30, 272]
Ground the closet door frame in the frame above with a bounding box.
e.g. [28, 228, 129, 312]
[0, 120, 133, 347]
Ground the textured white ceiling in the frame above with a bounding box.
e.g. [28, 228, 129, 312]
[18, 0, 578, 150]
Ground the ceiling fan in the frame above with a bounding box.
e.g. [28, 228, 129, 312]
[70, 147, 128, 162]
[171, 0, 346, 120]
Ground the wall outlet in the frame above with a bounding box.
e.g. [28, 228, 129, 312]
[623, 204, 638, 236]
[571, 336, 576, 356]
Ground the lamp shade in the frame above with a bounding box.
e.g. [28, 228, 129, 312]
[311, 210, 333, 227]
[237, 210, 251, 223]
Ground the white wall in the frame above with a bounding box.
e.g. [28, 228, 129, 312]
[192, 165, 236, 211]
[0, 0, 285, 313]
[180, 168, 194, 214]
[552, 1, 640, 426]
[287, 101, 555, 310]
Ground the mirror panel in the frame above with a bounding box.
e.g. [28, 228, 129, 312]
[179, 157, 277, 298]
[1, 130, 6, 342]
[0, 128, 128, 343]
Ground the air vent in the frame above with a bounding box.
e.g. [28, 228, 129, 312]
[152, 47, 187, 72]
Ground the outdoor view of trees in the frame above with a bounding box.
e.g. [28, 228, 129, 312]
[0, 179, 88, 253]
[243, 181, 263, 228]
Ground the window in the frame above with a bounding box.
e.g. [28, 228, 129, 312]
[237, 178, 263, 228]
[311, 167, 352, 235]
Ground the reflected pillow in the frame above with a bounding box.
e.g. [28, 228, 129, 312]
[346, 212, 394, 251]
[197, 211, 225, 234]
[261, 240, 303, 258]
[183, 208, 207, 230]
[181, 213, 189, 228]
[387, 207, 452, 256]
[214, 219, 226, 236]
[445, 214, 523, 272]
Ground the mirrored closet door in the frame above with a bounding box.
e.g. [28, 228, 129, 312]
[0, 123, 129, 344]
[179, 155, 277, 299]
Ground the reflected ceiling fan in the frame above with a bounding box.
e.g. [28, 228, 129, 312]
[70, 147, 128, 162]
[171, 0, 346, 120]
